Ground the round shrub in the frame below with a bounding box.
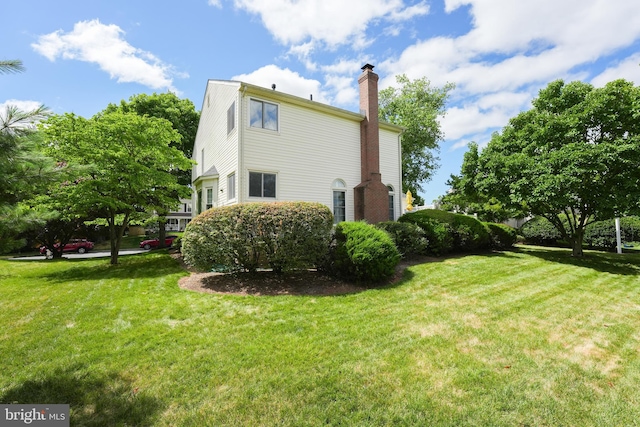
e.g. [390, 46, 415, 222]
[484, 222, 517, 249]
[327, 221, 400, 283]
[375, 221, 429, 258]
[520, 217, 561, 246]
[182, 202, 333, 273]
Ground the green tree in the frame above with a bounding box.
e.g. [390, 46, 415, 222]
[0, 59, 56, 253]
[475, 79, 640, 256]
[106, 93, 200, 247]
[440, 142, 522, 222]
[379, 74, 454, 205]
[42, 110, 194, 264]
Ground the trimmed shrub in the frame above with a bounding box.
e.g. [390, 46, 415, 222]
[326, 221, 400, 283]
[375, 221, 429, 258]
[519, 217, 561, 246]
[182, 202, 333, 273]
[584, 216, 640, 250]
[398, 213, 453, 256]
[484, 222, 517, 249]
[399, 209, 490, 253]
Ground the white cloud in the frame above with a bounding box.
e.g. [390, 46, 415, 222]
[232, 65, 329, 103]
[591, 53, 640, 87]
[231, 0, 429, 47]
[0, 99, 47, 131]
[382, 0, 640, 150]
[0, 99, 43, 113]
[31, 19, 184, 92]
[208, 0, 223, 7]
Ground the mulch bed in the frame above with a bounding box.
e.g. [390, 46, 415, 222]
[173, 252, 434, 296]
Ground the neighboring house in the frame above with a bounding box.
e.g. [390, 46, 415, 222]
[166, 198, 192, 231]
[191, 64, 403, 224]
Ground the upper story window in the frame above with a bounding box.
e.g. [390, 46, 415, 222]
[227, 101, 235, 134]
[250, 99, 278, 131]
[249, 172, 276, 198]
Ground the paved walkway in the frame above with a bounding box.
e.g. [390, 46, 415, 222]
[9, 248, 149, 261]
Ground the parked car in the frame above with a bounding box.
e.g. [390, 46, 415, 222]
[39, 239, 95, 254]
[139, 235, 178, 250]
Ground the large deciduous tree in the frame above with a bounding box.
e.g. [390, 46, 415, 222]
[42, 110, 194, 264]
[105, 93, 200, 246]
[440, 142, 523, 222]
[475, 79, 640, 256]
[379, 74, 454, 205]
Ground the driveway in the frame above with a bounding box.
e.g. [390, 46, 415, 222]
[9, 248, 149, 261]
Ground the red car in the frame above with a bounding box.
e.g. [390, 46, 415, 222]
[39, 239, 95, 254]
[139, 235, 178, 250]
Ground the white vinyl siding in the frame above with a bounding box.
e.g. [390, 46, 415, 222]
[192, 80, 241, 207]
[243, 98, 363, 220]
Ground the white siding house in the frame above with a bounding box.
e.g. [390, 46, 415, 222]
[191, 64, 403, 223]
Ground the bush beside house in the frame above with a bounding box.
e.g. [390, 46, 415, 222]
[182, 202, 333, 273]
[375, 221, 429, 258]
[324, 221, 400, 283]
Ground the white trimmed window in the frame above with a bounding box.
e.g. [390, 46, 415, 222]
[332, 179, 346, 223]
[206, 187, 214, 210]
[250, 99, 278, 131]
[249, 172, 276, 198]
[387, 185, 395, 221]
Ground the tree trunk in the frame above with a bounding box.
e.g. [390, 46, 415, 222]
[571, 230, 585, 257]
[109, 215, 119, 265]
[158, 217, 167, 249]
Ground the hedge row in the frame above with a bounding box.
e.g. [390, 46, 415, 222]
[397, 209, 514, 255]
[183, 203, 516, 282]
[520, 216, 640, 250]
[182, 202, 333, 273]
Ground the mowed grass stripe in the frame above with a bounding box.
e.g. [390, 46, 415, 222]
[1, 247, 640, 426]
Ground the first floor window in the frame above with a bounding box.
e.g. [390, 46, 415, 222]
[197, 190, 202, 214]
[249, 172, 276, 198]
[206, 187, 214, 209]
[228, 172, 236, 200]
[388, 185, 395, 221]
[332, 179, 347, 223]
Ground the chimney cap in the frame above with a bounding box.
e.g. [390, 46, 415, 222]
[361, 63, 375, 71]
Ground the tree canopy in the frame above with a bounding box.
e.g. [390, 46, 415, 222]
[41, 110, 194, 264]
[472, 79, 640, 256]
[379, 74, 454, 205]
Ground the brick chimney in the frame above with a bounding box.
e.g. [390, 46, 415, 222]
[354, 64, 389, 224]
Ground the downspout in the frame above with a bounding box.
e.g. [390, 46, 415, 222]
[398, 133, 403, 217]
[239, 84, 246, 203]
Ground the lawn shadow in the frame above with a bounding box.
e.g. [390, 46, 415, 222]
[509, 245, 640, 276]
[1, 365, 163, 426]
[40, 252, 187, 284]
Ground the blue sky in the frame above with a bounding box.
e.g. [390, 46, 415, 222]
[2, 0, 640, 203]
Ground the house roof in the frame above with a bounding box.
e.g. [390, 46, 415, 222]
[201, 166, 218, 177]
[205, 79, 404, 133]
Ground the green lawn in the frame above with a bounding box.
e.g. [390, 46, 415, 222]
[1, 246, 639, 426]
